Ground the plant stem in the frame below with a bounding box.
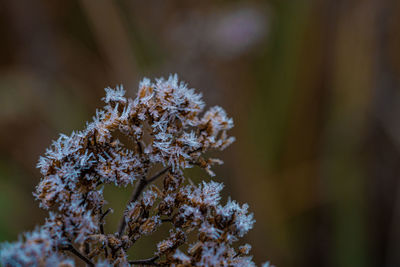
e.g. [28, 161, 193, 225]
[65, 244, 94, 267]
[99, 208, 112, 258]
[147, 167, 171, 184]
[129, 256, 159, 266]
[117, 167, 171, 236]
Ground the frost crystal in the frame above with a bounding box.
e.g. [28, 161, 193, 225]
[0, 227, 75, 267]
[0, 74, 270, 266]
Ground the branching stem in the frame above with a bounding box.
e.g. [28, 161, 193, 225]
[146, 167, 171, 184]
[63, 244, 94, 267]
[99, 208, 112, 258]
[117, 167, 171, 236]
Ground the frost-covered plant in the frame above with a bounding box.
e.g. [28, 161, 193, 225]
[0, 75, 271, 266]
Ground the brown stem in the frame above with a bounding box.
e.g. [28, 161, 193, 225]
[129, 255, 159, 266]
[64, 244, 94, 267]
[117, 167, 171, 237]
[136, 140, 144, 154]
[147, 167, 171, 184]
[117, 177, 147, 236]
[101, 208, 113, 222]
[99, 208, 112, 258]
[84, 242, 90, 258]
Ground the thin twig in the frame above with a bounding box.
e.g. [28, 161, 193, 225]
[100, 208, 112, 234]
[84, 242, 90, 258]
[136, 140, 144, 154]
[147, 167, 171, 184]
[99, 208, 112, 258]
[100, 208, 113, 222]
[64, 244, 94, 267]
[117, 167, 171, 236]
[129, 255, 159, 266]
[117, 177, 147, 236]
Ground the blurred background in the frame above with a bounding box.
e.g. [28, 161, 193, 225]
[1, 0, 400, 266]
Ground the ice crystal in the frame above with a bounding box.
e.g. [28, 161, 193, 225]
[0, 74, 270, 267]
[0, 227, 74, 267]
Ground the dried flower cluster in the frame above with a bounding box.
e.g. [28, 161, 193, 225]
[0, 75, 271, 266]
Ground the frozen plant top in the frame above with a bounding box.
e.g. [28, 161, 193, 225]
[0, 74, 272, 267]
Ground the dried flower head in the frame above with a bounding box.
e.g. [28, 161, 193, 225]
[0, 74, 270, 267]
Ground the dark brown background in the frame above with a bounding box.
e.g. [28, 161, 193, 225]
[1, 0, 400, 266]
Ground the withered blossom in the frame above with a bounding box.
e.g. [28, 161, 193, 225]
[0, 74, 270, 267]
